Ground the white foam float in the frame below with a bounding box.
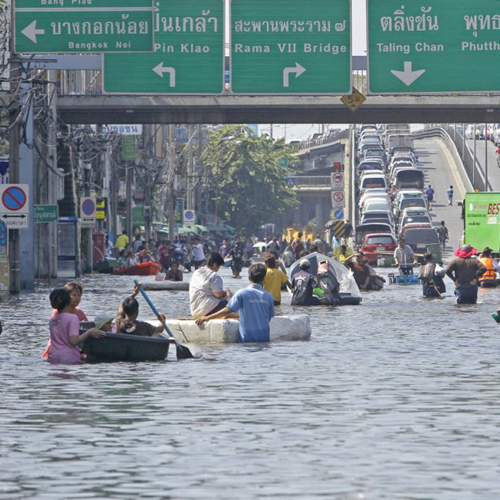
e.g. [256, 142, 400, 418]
[158, 314, 311, 344]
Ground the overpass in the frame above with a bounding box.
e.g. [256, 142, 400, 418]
[57, 95, 500, 125]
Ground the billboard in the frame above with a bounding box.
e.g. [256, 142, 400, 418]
[464, 192, 500, 252]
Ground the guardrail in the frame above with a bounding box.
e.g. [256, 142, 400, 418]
[287, 176, 331, 187]
[412, 127, 475, 193]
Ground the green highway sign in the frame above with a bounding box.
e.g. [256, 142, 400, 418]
[34, 204, 58, 223]
[368, 0, 500, 94]
[230, 0, 351, 95]
[103, 0, 224, 94]
[14, 0, 154, 54]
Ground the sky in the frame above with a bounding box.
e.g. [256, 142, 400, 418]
[255, 0, 368, 142]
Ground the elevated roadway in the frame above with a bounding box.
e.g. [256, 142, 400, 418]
[56, 95, 500, 125]
[465, 138, 500, 191]
[413, 137, 467, 261]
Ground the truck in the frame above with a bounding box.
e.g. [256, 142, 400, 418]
[387, 134, 414, 154]
[464, 192, 500, 252]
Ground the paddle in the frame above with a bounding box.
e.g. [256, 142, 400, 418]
[134, 280, 194, 360]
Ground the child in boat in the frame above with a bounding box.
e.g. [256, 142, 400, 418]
[47, 288, 105, 364]
[115, 296, 166, 337]
[94, 314, 114, 333]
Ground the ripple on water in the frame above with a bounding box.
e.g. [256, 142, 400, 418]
[1, 268, 500, 499]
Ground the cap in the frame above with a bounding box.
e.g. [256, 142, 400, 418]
[94, 314, 114, 331]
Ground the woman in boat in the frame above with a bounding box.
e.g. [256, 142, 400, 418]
[47, 288, 105, 364]
[115, 296, 166, 337]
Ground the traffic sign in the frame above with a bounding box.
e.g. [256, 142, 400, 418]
[80, 197, 96, 227]
[333, 208, 344, 220]
[0, 220, 7, 260]
[184, 209, 196, 227]
[230, 0, 351, 94]
[34, 205, 58, 223]
[331, 172, 345, 189]
[367, 0, 500, 94]
[14, 0, 155, 54]
[96, 198, 107, 221]
[0, 184, 29, 229]
[103, 0, 224, 94]
[341, 87, 366, 111]
[331, 190, 345, 208]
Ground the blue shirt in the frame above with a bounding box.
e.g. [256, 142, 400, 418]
[227, 284, 274, 342]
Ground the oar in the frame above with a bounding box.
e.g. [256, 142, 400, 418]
[134, 280, 194, 360]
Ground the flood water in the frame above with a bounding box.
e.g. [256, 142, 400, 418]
[1, 267, 500, 499]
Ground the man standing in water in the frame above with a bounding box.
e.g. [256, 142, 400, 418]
[394, 238, 415, 275]
[445, 245, 486, 304]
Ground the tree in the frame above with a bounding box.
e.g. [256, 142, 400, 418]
[202, 125, 299, 235]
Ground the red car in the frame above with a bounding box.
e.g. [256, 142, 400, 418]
[360, 233, 397, 265]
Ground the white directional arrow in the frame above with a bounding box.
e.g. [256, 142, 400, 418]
[153, 62, 176, 87]
[391, 61, 426, 87]
[283, 62, 306, 88]
[21, 20, 45, 44]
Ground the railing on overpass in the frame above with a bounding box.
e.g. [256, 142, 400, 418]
[296, 128, 350, 150]
[413, 126, 478, 192]
[286, 176, 331, 188]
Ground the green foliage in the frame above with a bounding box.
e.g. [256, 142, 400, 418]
[202, 125, 299, 235]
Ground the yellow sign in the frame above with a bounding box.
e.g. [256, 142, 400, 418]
[341, 87, 366, 112]
[96, 198, 106, 221]
[330, 221, 345, 240]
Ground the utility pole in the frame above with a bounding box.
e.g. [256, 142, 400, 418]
[8, 6, 21, 294]
[485, 122, 488, 192]
[186, 124, 195, 211]
[168, 124, 176, 241]
[473, 124, 477, 189]
[126, 163, 133, 238]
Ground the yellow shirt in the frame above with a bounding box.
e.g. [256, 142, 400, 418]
[115, 234, 129, 250]
[263, 268, 289, 303]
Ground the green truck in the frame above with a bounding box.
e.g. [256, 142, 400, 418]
[464, 192, 500, 252]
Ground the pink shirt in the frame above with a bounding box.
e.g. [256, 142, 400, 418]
[48, 312, 81, 364]
[50, 307, 88, 321]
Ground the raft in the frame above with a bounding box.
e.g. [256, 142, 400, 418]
[142, 281, 189, 291]
[83, 333, 170, 362]
[394, 274, 419, 285]
[114, 262, 161, 276]
[162, 314, 311, 344]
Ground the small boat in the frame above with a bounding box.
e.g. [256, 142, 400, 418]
[142, 281, 189, 291]
[114, 262, 161, 276]
[162, 314, 311, 344]
[289, 252, 362, 305]
[389, 273, 419, 285]
[83, 332, 170, 362]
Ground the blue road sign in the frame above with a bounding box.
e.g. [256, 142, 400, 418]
[334, 208, 344, 220]
[2, 186, 27, 211]
[0, 220, 7, 246]
[82, 199, 95, 216]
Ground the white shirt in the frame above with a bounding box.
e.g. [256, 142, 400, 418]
[189, 267, 224, 317]
[193, 243, 205, 262]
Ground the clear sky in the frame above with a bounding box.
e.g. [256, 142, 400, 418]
[256, 0, 368, 142]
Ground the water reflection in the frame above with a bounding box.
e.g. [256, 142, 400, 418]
[1, 268, 500, 498]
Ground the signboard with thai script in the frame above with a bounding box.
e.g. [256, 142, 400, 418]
[368, 0, 500, 93]
[231, 0, 351, 94]
[14, 0, 155, 54]
[103, 0, 224, 94]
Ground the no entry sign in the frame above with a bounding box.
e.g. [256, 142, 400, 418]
[0, 184, 29, 229]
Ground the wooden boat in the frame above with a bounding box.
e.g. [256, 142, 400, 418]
[83, 332, 170, 362]
[161, 314, 311, 344]
[142, 281, 189, 291]
[114, 262, 161, 276]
